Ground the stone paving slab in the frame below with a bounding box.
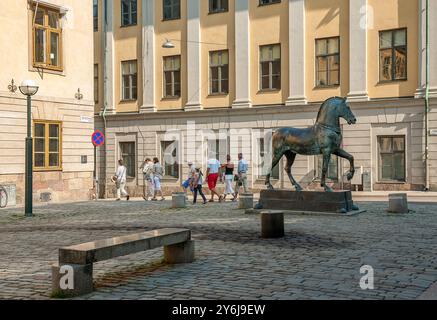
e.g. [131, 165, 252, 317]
[0, 199, 436, 300]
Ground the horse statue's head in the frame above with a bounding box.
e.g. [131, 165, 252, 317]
[317, 97, 357, 126]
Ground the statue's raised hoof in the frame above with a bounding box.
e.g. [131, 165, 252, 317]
[352, 204, 359, 211]
[339, 208, 348, 214]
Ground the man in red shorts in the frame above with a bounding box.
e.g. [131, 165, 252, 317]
[206, 155, 223, 202]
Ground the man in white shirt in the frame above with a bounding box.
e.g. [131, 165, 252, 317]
[115, 159, 129, 201]
[235, 153, 249, 199]
[206, 155, 223, 202]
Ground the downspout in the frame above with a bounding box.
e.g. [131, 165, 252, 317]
[424, 0, 430, 191]
[100, 0, 109, 198]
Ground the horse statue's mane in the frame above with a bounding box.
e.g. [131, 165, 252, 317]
[316, 96, 345, 123]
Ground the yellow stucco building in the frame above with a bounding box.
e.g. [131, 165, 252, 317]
[0, 0, 95, 206]
[94, 0, 437, 197]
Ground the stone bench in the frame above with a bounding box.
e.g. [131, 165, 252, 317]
[52, 228, 194, 297]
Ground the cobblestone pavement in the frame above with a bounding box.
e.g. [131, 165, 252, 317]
[0, 199, 436, 300]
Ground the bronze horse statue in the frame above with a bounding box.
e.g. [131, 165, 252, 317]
[265, 97, 357, 192]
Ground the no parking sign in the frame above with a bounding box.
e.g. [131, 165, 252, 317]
[92, 130, 105, 147]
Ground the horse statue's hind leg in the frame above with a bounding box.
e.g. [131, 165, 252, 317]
[320, 151, 334, 192]
[284, 150, 303, 191]
[265, 149, 284, 190]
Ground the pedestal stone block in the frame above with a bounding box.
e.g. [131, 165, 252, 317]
[239, 193, 254, 209]
[51, 263, 93, 297]
[164, 240, 195, 264]
[388, 193, 409, 213]
[172, 192, 186, 208]
[261, 211, 284, 239]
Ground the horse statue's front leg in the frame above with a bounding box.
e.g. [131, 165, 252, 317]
[321, 152, 333, 192]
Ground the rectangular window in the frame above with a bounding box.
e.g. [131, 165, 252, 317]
[33, 121, 62, 170]
[121, 0, 137, 26]
[258, 138, 279, 180]
[315, 37, 340, 87]
[209, 0, 228, 13]
[33, 6, 62, 70]
[121, 60, 137, 101]
[163, 56, 181, 98]
[210, 50, 229, 95]
[207, 138, 228, 163]
[163, 0, 181, 20]
[120, 142, 136, 178]
[259, 0, 281, 5]
[378, 136, 406, 182]
[315, 155, 338, 181]
[161, 140, 179, 179]
[379, 28, 407, 81]
[93, 0, 98, 31]
[260, 44, 281, 90]
[94, 64, 99, 103]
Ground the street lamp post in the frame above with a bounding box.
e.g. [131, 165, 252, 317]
[19, 80, 39, 217]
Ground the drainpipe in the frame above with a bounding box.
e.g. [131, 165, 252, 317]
[424, 0, 430, 191]
[100, 0, 109, 198]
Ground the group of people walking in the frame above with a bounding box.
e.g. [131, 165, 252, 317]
[114, 153, 249, 204]
[183, 153, 249, 205]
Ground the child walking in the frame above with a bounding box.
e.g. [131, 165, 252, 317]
[192, 168, 207, 205]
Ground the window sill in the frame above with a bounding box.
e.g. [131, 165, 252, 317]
[258, 2, 281, 7]
[258, 89, 281, 93]
[120, 23, 138, 28]
[161, 96, 181, 101]
[377, 79, 408, 85]
[162, 17, 181, 22]
[31, 65, 64, 76]
[33, 168, 63, 172]
[208, 10, 229, 15]
[208, 93, 229, 97]
[314, 84, 340, 89]
[120, 99, 137, 103]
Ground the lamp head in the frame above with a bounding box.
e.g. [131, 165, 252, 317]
[162, 39, 175, 49]
[19, 80, 39, 96]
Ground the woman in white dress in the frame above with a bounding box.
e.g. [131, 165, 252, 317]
[222, 155, 236, 202]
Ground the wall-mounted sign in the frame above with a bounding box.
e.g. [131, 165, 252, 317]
[92, 130, 105, 147]
[80, 116, 92, 123]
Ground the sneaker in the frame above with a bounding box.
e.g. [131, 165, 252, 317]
[160, 197, 165, 201]
[203, 201, 207, 205]
[208, 199, 214, 203]
[126, 195, 130, 201]
[116, 198, 121, 201]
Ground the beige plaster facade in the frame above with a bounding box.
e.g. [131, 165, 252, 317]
[0, 0, 95, 206]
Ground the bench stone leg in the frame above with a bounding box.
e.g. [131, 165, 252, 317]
[261, 211, 285, 238]
[164, 240, 195, 264]
[51, 263, 94, 297]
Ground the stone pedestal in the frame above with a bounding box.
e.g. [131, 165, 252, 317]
[258, 190, 358, 213]
[239, 193, 254, 209]
[172, 192, 186, 208]
[51, 263, 93, 297]
[388, 193, 409, 213]
[164, 240, 195, 264]
[261, 211, 284, 238]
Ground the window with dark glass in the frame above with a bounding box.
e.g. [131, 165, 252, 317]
[161, 140, 179, 179]
[94, 64, 99, 103]
[163, 0, 180, 20]
[121, 60, 137, 101]
[34, 121, 62, 170]
[379, 28, 407, 81]
[121, 0, 137, 26]
[210, 50, 229, 95]
[378, 136, 406, 182]
[316, 155, 338, 181]
[260, 44, 281, 90]
[315, 37, 340, 87]
[120, 142, 136, 178]
[163, 56, 181, 98]
[93, 0, 98, 31]
[259, 0, 281, 5]
[209, 0, 228, 13]
[33, 6, 62, 70]
[258, 138, 279, 180]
